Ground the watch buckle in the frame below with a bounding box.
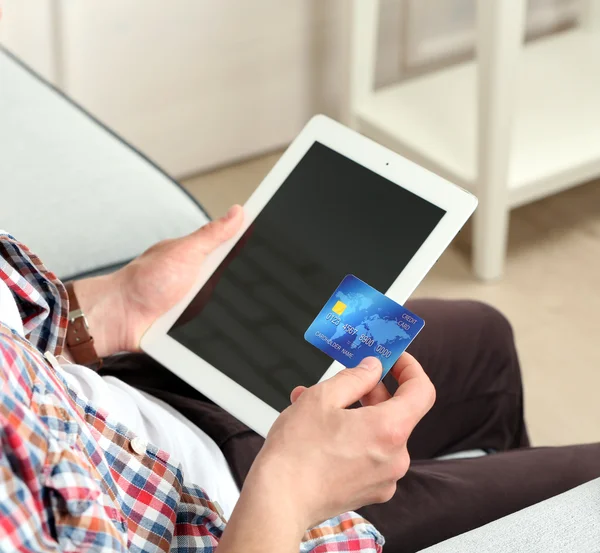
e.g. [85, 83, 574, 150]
[69, 308, 89, 329]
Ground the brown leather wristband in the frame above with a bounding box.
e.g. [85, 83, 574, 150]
[65, 282, 103, 370]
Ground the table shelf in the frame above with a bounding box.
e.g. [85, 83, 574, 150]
[356, 28, 600, 209]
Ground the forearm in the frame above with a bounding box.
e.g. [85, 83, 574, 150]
[218, 456, 306, 553]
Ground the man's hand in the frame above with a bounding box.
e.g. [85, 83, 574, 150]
[72, 205, 243, 358]
[236, 353, 436, 532]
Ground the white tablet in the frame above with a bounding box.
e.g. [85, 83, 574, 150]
[141, 115, 477, 437]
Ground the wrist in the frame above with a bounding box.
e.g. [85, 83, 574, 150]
[221, 453, 307, 552]
[245, 448, 312, 531]
[71, 272, 129, 358]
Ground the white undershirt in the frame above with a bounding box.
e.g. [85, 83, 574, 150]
[0, 278, 24, 336]
[0, 279, 240, 519]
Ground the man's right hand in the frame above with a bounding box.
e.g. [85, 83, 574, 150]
[246, 353, 436, 530]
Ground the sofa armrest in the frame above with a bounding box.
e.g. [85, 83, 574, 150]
[418, 477, 600, 553]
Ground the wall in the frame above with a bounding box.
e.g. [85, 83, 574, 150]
[0, 0, 59, 83]
[0, 0, 578, 178]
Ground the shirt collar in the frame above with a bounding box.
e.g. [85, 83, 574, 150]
[0, 231, 68, 356]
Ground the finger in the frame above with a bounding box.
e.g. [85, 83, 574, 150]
[360, 381, 392, 407]
[321, 357, 382, 408]
[290, 386, 307, 403]
[388, 352, 421, 384]
[378, 352, 436, 427]
[188, 204, 244, 254]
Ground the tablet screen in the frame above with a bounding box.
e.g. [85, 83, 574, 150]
[168, 142, 445, 412]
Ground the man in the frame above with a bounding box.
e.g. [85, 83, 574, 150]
[1, 207, 598, 553]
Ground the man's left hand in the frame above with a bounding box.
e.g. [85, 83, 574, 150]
[73, 205, 243, 358]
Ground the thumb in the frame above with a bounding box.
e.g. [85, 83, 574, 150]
[321, 357, 383, 408]
[188, 204, 244, 254]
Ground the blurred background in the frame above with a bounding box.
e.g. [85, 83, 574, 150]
[1, 0, 599, 446]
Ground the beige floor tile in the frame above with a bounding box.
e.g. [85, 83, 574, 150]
[183, 152, 600, 447]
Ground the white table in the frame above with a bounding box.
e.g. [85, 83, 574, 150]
[347, 0, 600, 280]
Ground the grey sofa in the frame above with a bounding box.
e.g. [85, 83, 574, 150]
[1, 47, 599, 552]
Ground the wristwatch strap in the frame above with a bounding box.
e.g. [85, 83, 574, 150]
[65, 282, 103, 370]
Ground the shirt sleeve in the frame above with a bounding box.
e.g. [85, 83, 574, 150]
[0, 422, 49, 552]
[0, 335, 51, 552]
[300, 512, 385, 553]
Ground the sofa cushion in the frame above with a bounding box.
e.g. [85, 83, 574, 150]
[0, 48, 209, 280]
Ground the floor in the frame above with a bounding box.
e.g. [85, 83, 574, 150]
[182, 151, 600, 447]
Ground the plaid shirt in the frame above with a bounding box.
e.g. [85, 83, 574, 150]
[0, 232, 384, 552]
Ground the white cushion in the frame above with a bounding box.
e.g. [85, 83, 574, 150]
[0, 49, 209, 279]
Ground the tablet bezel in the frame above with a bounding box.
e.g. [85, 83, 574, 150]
[141, 115, 477, 438]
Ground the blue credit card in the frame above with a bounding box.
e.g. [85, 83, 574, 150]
[304, 275, 425, 379]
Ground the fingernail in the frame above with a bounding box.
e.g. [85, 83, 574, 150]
[357, 357, 381, 372]
[225, 205, 239, 220]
